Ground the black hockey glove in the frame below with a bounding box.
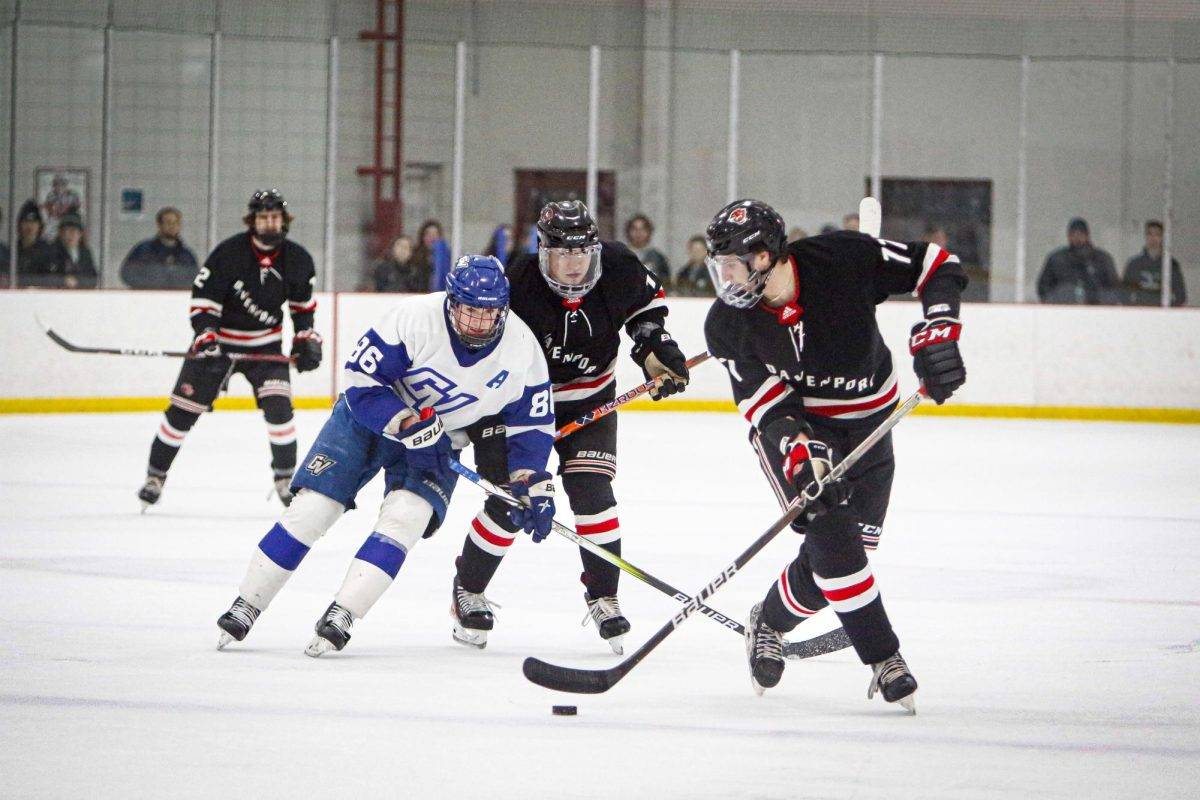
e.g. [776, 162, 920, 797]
[781, 437, 852, 519]
[509, 470, 556, 543]
[291, 329, 324, 373]
[909, 317, 965, 405]
[630, 323, 689, 400]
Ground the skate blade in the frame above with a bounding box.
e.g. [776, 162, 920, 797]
[304, 635, 336, 658]
[751, 678, 765, 697]
[140, 501, 151, 514]
[605, 634, 625, 656]
[451, 625, 488, 649]
[216, 631, 235, 650]
[898, 693, 916, 715]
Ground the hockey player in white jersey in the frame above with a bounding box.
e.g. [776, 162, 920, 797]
[215, 255, 557, 654]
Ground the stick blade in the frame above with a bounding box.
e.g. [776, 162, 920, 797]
[783, 627, 852, 660]
[858, 196, 882, 238]
[522, 656, 616, 695]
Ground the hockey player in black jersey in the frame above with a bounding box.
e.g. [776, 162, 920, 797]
[703, 199, 967, 711]
[450, 200, 690, 653]
[137, 190, 324, 509]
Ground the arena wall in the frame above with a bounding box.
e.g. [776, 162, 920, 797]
[3, 290, 1198, 422]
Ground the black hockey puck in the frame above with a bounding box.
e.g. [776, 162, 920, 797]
[552, 705, 577, 716]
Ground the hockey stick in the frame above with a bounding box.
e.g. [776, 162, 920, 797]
[522, 388, 924, 694]
[449, 458, 848, 660]
[554, 352, 711, 441]
[37, 315, 295, 364]
[859, 196, 882, 238]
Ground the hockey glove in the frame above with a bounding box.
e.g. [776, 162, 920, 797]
[508, 470, 556, 543]
[782, 437, 852, 519]
[291, 329, 324, 373]
[910, 317, 965, 405]
[630, 324, 690, 400]
[398, 408, 452, 475]
[189, 329, 222, 359]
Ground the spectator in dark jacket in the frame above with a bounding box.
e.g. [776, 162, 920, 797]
[14, 199, 54, 285]
[625, 213, 670, 284]
[674, 235, 713, 297]
[412, 219, 451, 292]
[1123, 220, 1186, 307]
[372, 235, 427, 292]
[46, 213, 97, 289]
[120, 207, 199, 289]
[1037, 217, 1120, 304]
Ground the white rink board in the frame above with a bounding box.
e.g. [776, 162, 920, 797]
[3, 290, 1200, 409]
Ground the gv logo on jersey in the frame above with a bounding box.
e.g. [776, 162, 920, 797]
[400, 367, 479, 414]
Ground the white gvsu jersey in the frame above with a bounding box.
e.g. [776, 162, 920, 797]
[343, 292, 554, 474]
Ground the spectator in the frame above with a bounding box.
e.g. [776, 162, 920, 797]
[819, 223, 837, 235]
[372, 235, 426, 292]
[674, 235, 713, 297]
[624, 213, 670, 284]
[786, 226, 809, 243]
[47, 213, 97, 289]
[412, 219, 451, 292]
[1037, 217, 1120, 304]
[842, 213, 860, 232]
[120, 207, 199, 289]
[484, 224, 513, 267]
[14, 199, 54, 285]
[1123, 220, 1186, 307]
[0, 206, 9, 273]
[923, 223, 949, 249]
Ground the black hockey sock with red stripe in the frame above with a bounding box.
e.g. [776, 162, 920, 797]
[580, 540, 621, 599]
[456, 498, 520, 594]
[148, 406, 201, 475]
[805, 507, 899, 665]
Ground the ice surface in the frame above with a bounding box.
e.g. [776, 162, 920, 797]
[1, 410, 1198, 798]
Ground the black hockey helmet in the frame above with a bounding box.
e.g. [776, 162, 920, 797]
[705, 199, 786, 263]
[535, 200, 602, 301]
[705, 199, 787, 309]
[536, 200, 599, 250]
[244, 189, 293, 232]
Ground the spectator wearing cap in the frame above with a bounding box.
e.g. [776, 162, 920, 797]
[1122, 220, 1186, 307]
[47, 212, 97, 289]
[625, 213, 670, 284]
[14, 199, 54, 284]
[1036, 217, 1120, 304]
[120, 207, 199, 289]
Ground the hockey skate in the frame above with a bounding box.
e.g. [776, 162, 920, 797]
[582, 594, 630, 655]
[868, 651, 918, 714]
[305, 602, 354, 657]
[137, 473, 165, 512]
[745, 602, 785, 696]
[451, 575, 499, 649]
[216, 596, 261, 650]
[272, 472, 294, 507]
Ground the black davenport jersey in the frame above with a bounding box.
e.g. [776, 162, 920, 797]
[506, 241, 667, 404]
[188, 232, 317, 350]
[705, 231, 967, 431]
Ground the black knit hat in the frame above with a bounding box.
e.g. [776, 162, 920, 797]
[18, 200, 42, 225]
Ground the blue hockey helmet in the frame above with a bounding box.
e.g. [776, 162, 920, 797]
[445, 254, 510, 349]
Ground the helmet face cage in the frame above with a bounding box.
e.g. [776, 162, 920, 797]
[537, 243, 603, 300]
[447, 299, 508, 349]
[705, 252, 771, 309]
[444, 254, 510, 349]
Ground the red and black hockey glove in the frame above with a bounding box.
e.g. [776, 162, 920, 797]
[189, 329, 222, 359]
[630, 323, 690, 400]
[909, 317, 965, 405]
[291, 329, 324, 373]
[781, 437, 852, 519]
